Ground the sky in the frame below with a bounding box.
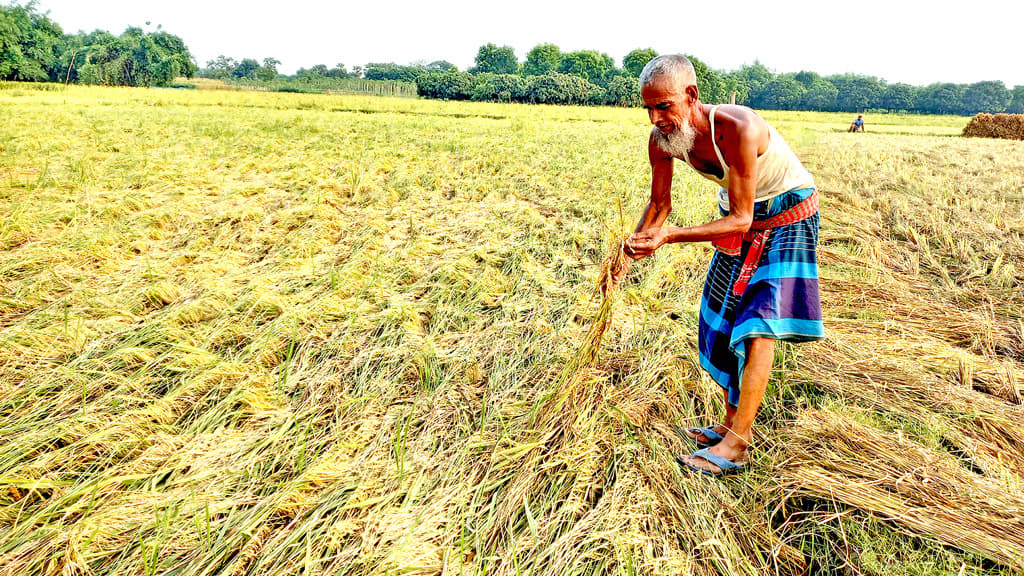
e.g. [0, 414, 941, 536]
[32, 0, 1024, 88]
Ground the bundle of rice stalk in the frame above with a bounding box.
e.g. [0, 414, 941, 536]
[779, 409, 1024, 571]
[525, 237, 628, 425]
[799, 333, 1024, 465]
[576, 236, 629, 368]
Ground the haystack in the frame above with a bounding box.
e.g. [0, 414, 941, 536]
[962, 113, 1024, 140]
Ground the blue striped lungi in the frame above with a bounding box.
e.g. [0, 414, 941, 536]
[698, 187, 825, 407]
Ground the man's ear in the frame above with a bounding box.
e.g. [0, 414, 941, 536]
[686, 83, 700, 103]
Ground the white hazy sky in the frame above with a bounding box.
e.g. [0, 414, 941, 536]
[33, 0, 1024, 87]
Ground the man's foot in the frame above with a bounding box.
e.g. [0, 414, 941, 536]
[677, 436, 749, 475]
[680, 424, 729, 447]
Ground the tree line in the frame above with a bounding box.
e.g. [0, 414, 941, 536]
[1, 1, 195, 86]
[400, 44, 1024, 114]
[4, 0, 1023, 114]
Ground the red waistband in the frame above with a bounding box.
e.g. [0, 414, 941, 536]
[711, 189, 819, 256]
[711, 189, 819, 296]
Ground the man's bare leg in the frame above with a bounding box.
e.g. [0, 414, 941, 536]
[684, 389, 736, 443]
[681, 337, 775, 473]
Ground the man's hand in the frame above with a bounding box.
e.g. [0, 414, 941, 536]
[624, 227, 668, 260]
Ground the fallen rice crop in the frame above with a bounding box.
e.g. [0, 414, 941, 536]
[1, 85, 1022, 575]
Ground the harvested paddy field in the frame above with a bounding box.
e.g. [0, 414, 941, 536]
[1, 84, 1022, 576]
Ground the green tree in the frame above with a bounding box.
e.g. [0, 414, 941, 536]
[416, 70, 473, 100]
[427, 60, 456, 72]
[622, 48, 657, 77]
[149, 30, 195, 78]
[1007, 85, 1024, 114]
[687, 54, 726, 103]
[523, 43, 560, 76]
[800, 77, 838, 111]
[78, 26, 195, 86]
[605, 75, 640, 106]
[528, 72, 602, 105]
[917, 83, 967, 115]
[325, 63, 351, 78]
[232, 58, 259, 79]
[827, 74, 883, 112]
[793, 70, 820, 88]
[299, 64, 329, 78]
[558, 50, 614, 85]
[0, 1, 67, 81]
[721, 72, 750, 104]
[203, 55, 237, 79]
[751, 75, 804, 110]
[880, 83, 916, 111]
[735, 62, 773, 91]
[54, 31, 86, 83]
[256, 57, 279, 81]
[471, 73, 529, 102]
[472, 43, 517, 74]
[364, 62, 426, 82]
[962, 80, 1011, 114]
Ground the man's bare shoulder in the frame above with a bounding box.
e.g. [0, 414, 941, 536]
[712, 105, 769, 152]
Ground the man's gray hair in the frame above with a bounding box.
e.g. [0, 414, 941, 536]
[639, 55, 696, 89]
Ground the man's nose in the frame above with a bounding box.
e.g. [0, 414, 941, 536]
[648, 109, 658, 124]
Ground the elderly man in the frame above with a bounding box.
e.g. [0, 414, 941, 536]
[612, 55, 824, 476]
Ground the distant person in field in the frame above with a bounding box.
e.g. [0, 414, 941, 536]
[849, 114, 865, 132]
[610, 55, 824, 476]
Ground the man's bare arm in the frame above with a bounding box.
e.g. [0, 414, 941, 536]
[632, 130, 675, 233]
[607, 132, 673, 289]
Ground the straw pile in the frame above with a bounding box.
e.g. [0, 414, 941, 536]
[962, 113, 1024, 140]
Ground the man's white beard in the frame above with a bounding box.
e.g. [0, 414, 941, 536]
[653, 117, 696, 158]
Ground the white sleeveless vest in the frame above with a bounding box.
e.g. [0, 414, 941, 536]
[680, 105, 815, 210]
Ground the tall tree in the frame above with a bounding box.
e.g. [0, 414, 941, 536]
[558, 50, 614, 85]
[325, 63, 351, 78]
[962, 80, 1011, 114]
[257, 57, 279, 81]
[800, 77, 838, 111]
[149, 30, 195, 78]
[1007, 85, 1024, 114]
[622, 48, 658, 77]
[523, 43, 560, 76]
[605, 75, 640, 106]
[78, 26, 195, 86]
[473, 43, 517, 74]
[734, 61, 773, 92]
[721, 72, 750, 104]
[880, 83, 916, 111]
[917, 83, 967, 115]
[0, 1, 67, 81]
[204, 55, 237, 79]
[232, 58, 259, 79]
[363, 62, 426, 82]
[827, 74, 884, 112]
[793, 70, 820, 88]
[687, 54, 726, 104]
[750, 74, 804, 110]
